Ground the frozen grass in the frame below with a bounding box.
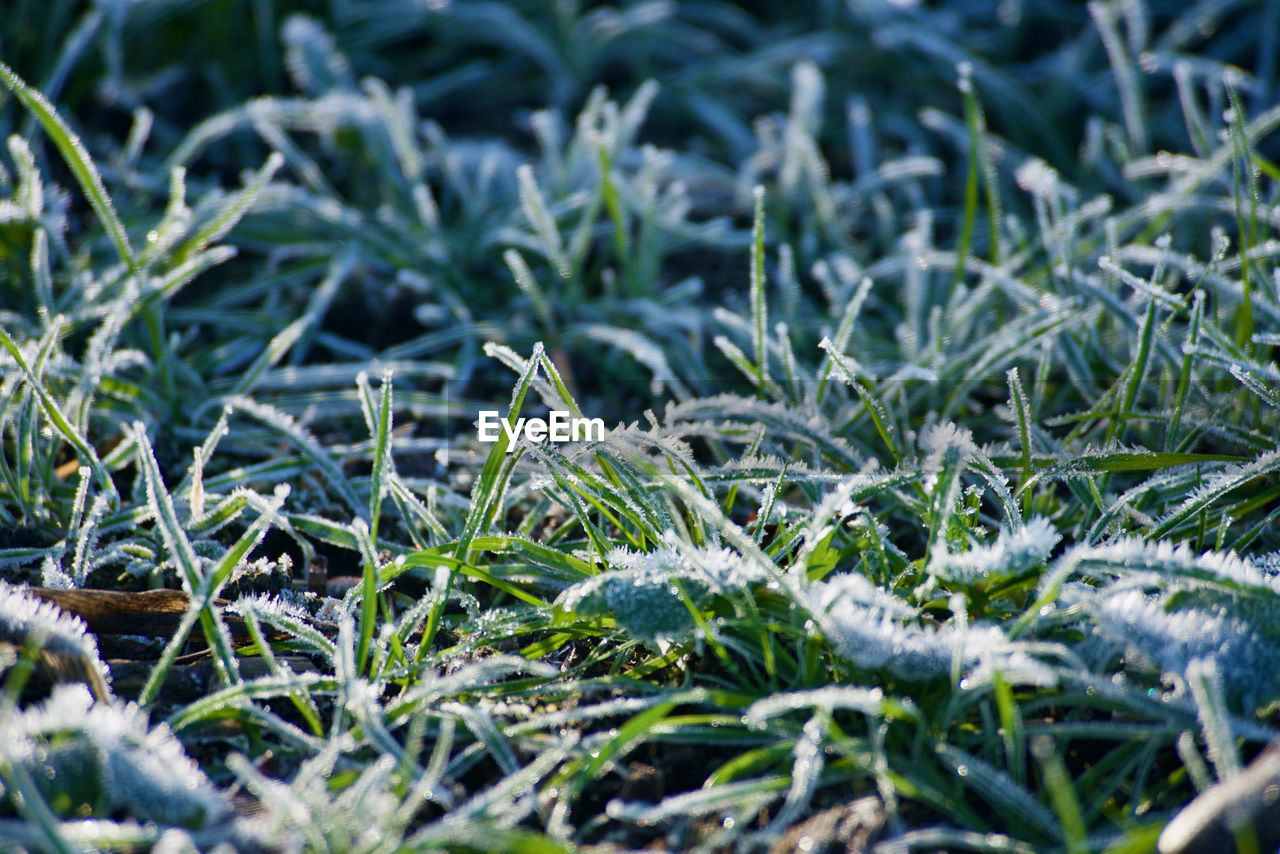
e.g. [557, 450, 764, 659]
[1, 1, 1279, 851]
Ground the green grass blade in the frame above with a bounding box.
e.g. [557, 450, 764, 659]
[0, 60, 137, 277]
[750, 185, 769, 398]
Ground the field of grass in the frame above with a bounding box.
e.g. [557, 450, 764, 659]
[2, 1, 1280, 851]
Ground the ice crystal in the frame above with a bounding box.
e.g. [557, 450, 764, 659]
[745, 686, 892, 724]
[1015, 158, 1061, 198]
[0, 580, 111, 693]
[929, 517, 1061, 584]
[8, 685, 227, 827]
[1256, 551, 1280, 577]
[1057, 537, 1279, 595]
[282, 15, 353, 94]
[224, 748, 404, 852]
[227, 591, 314, 623]
[919, 421, 978, 478]
[617, 536, 769, 593]
[558, 540, 769, 642]
[808, 572, 915, 619]
[808, 576, 1053, 685]
[1089, 588, 1280, 708]
[558, 563, 703, 642]
[40, 555, 74, 589]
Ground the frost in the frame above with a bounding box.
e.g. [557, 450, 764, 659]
[282, 15, 353, 94]
[1154, 449, 1280, 535]
[648, 534, 771, 592]
[808, 572, 915, 619]
[768, 714, 824, 834]
[935, 744, 1061, 838]
[1049, 535, 1280, 710]
[929, 517, 1061, 584]
[919, 421, 978, 478]
[1256, 551, 1280, 576]
[576, 324, 682, 397]
[745, 686, 893, 724]
[6, 685, 227, 827]
[0, 580, 111, 694]
[228, 591, 314, 623]
[41, 555, 74, 589]
[663, 394, 864, 469]
[1057, 537, 1279, 595]
[1015, 158, 1060, 198]
[1089, 588, 1280, 708]
[557, 540, 768, 642]
[887, 363, 939, 382]
[808, 576, 1054, 685]
[224, 746, 409, 851]
[559, 562, 702, 642]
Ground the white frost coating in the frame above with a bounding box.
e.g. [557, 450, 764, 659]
[614, 537, 769, 595]
[1057, 537, 1279, 595]
[41, 555, 75, 589]
[1089, 588, 1280, 708]
[745, 685, 891, 724]
[227, 592, 314, 623]
[1015, 158, 1060, 198]
[558, 540, 770, 642]
[0, 580, 111, 691]
[808, 576, 1055, 685]
[576, 324, 681, 396]
[225, 747, 405, 850]
[1256, 551, 1280, 575]
[282, 14, 353, 92]
[558, 562, 697, 643]
[887, 363, 939, 382]
[10, 684, 227, 827]
[929, 517, 1061, 583]
[662, 394, 863, 468]
[767, 714, 824, 833]
[809, 572, 916, 619]
[1157, 448, 1280, 532]
[919, 421, 978, 478]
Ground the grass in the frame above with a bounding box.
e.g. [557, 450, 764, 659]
[1, 1, 1279, 851]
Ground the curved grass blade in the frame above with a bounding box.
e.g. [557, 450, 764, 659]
[0, 60, 137, 277]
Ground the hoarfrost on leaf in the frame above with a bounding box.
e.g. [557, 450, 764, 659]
[559, 562, 703, 643]
[919, 421, 978, 478]
[929, 517, 1061, 584]
[1088, 587, 1280, 709]
[808, 575, 1054, 685]
[745, 686, 894, 724]
[0, 580, 111, 695]
[1057, 537, 1280, 596]
[1015, 158, 1061, 198]
[8, 685, 227, 828]
[808, 572, 916, 619]
[558, 540, 769, 642]
[227, 591, 315, 623]
[635, 534, 770, 593]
